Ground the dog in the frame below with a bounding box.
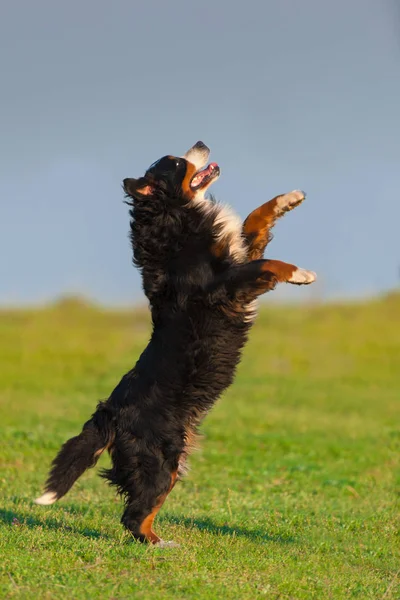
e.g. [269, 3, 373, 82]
[35, 141, 316, 546]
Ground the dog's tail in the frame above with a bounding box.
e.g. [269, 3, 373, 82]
[35, 403, 115, 505]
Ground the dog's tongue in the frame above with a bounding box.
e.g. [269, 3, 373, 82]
[191, 163, 219, 187]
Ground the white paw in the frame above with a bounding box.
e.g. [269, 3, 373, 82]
[288, 268, 317, 285]
[155, 540, 180, 549]
[34, 491, 58, 505]
[276, 190, 306, 213]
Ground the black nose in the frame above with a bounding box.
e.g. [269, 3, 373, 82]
[194, 141, 209, 152]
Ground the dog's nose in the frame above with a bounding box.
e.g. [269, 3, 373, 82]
[193, 141, 210, 153]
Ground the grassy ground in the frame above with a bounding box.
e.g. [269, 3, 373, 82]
[0, 294, 399, 599]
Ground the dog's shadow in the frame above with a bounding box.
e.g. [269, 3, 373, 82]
[160, 514, 295, 544]
[0, 507, 110, 540]
[0, 507, 294, 545]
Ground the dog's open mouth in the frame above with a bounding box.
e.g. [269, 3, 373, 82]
[190, 163, 220, 190]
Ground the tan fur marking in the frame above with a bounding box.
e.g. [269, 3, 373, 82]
[260, 259, 298, 281]
[259, 260, 316, 285]
[139, 509, 162, 544]
[243, 191, 306, 260]
[94, 434, 115, 459]
[181, 162, 197, 199]
[138, 470, 178, 544]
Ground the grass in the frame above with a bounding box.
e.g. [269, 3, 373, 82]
[0, 294, 399, 599]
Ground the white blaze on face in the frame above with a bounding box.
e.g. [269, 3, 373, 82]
[183, 144, 210, 172]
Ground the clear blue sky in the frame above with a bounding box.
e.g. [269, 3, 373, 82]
[1, 0, 399, 305]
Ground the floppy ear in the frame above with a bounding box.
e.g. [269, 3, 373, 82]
[123, 177, 155, 199]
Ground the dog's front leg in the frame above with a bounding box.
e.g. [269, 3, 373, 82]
[242, 191, 306, 260]
[210, 259, 316, 303]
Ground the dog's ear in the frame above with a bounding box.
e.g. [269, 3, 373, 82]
[123, 177, 154, 199]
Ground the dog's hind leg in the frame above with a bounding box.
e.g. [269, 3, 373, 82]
[121, 470, 178, 546]
[243, 190, 306, 260]
[103, 440, 179, 545]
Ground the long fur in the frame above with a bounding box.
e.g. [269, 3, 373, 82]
[36, 143, 314, 543]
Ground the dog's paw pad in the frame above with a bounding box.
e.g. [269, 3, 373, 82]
[288, 268, 317, 285]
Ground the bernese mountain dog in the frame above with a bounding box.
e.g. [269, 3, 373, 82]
[35, 141, 316, 546]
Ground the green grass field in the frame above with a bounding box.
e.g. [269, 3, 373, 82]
[0, 295, 399, 599]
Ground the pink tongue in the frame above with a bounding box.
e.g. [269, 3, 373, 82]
[201, 163, 218, 178]
[192, 163, 219, 187]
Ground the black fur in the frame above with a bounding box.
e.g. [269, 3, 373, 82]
[38, 142, 311, 543]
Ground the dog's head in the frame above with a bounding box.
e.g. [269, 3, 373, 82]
[123, 141, 220, 204]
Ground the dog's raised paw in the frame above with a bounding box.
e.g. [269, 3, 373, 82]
[288, 268, 317, 285]
[277, 190, 306, 213]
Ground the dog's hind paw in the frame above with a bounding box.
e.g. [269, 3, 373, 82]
[155, 540, 180, 549]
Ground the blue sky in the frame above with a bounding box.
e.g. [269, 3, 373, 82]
[1, 0, 399, 305]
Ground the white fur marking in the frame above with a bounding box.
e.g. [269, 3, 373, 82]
[183, 146, 210, 171]
[275, 190, 306, 214]
[156, 540, 181, 548]
[289, 268, 317, 284]
[213, 204, 247, 262]
[34, 491, 58, 505]
[244, 299, 258, 323]
[191, 196, 247, 263]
